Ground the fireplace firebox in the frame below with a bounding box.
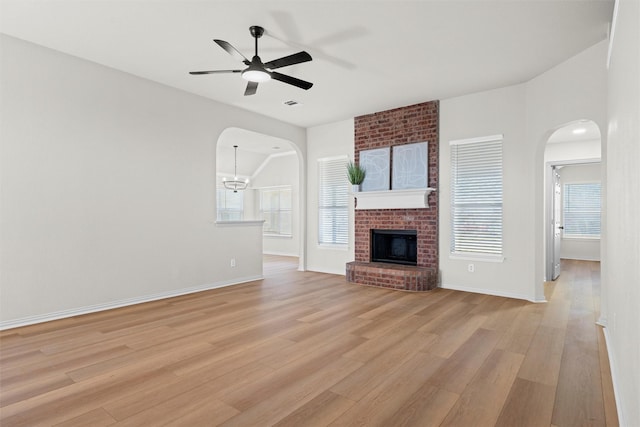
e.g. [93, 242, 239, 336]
[370, 229, 417, 266]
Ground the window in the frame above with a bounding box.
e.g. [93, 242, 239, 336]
[318, 156, 349, 246]
[563, 182, 601, 238]
[216, 188, 244, 221]
[450, 135, 503, 256]
[260, 187, 292, 236]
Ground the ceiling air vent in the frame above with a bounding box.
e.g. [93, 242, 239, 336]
[284, 100, 302, 107]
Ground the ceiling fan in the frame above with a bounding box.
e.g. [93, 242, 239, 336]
[190, 25, 313, 96]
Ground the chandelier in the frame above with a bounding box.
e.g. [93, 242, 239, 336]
[223, 145, 248, 192]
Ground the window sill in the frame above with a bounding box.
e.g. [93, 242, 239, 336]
[562, 236, 600, 241]
[264, 234, 293, 239]
[318, 243, 348, 251]
[450, 253, 505, 263]
[215, 220, 265, 227]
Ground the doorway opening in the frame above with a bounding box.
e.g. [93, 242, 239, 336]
[544, 120, 601, 282]
[217, 128, 304, 273]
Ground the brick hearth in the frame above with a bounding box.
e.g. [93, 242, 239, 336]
[346, 262, 438, 292]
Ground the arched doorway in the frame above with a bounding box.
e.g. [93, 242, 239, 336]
[542, 119, 602, 283]
[216, 128, 305, 273]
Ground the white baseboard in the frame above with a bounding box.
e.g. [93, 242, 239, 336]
[596, 315, 608, 327]
[0, 275, 263, 331]
[263, 251, 299, 257]
[561, 255, 601, 262]
[441, 282, 543, 303]
[601, 326, 627, 427]
[305, 265, 347, 276]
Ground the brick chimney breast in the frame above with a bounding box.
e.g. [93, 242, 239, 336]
[347, 101, 439, 291]
[353, 100, 439, 270]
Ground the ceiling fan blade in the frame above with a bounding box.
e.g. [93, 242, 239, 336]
[244, 81, 258, 96]
[189, 70, 242, 75]
[270, 72, 313, 90]
[264, 51, 312, 70]
[214, 39, 250, 65]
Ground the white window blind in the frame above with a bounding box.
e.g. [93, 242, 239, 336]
[450, 136, 503, 256]
[563, 182, 601, 238]
[216, 188, 244, 221]
[318, 157, 349, 246]
[260, 187, 292, 236]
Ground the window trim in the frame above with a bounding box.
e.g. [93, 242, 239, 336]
[259, 185, 293, 237]
[562, 180, 601, 240]
[216, 187, 244, 222]
[317, 155, 349, 248]
[449, 134, 504, 258]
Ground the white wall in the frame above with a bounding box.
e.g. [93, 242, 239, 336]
[544, 138, 601, 163]
[438, 41, 608, 302]
[440, 84, 533, 300]
[528, 41, 609, 300]
[558, 163, 601, 261]
[604, 0, 640, 424]
[306, 119, 355, 275]
[0, 35, 306, 327]
[216, 145, 267, 179]
[250, 152, 300, 256]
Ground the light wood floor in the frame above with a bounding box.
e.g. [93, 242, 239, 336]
[0, 258, 618, 426]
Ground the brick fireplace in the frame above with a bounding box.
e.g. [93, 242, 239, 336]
[346, 101, 439, 291]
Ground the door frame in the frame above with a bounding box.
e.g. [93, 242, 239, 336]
[551, 166, 562, 281]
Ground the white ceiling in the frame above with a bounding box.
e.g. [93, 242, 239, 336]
[0, 1, 613, 129]
[217, 128, 296, 176]
[218, 128, 296, 155]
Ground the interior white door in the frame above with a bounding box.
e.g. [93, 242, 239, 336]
[552, 169, 562, 280]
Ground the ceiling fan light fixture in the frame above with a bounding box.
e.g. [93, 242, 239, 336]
[243, 56, 271, 82]
[242, 68, 271, 82]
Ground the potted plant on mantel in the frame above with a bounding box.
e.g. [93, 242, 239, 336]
[346, 161, 366, 193]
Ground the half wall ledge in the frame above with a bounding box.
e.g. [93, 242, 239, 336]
[346, 261, 439, 292]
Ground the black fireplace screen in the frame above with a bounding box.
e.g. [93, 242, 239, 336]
[370, 229, 417, 266]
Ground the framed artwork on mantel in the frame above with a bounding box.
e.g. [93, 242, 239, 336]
[392, 141, 428, 190]
[360, 147, 390, 191]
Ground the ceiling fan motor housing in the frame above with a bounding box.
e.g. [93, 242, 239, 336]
[249, 26, 265, 38]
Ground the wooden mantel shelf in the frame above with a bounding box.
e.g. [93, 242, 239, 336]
[353, 188, 436, 210]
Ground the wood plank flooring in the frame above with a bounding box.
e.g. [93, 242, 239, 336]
[0, 257, 618, 426]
